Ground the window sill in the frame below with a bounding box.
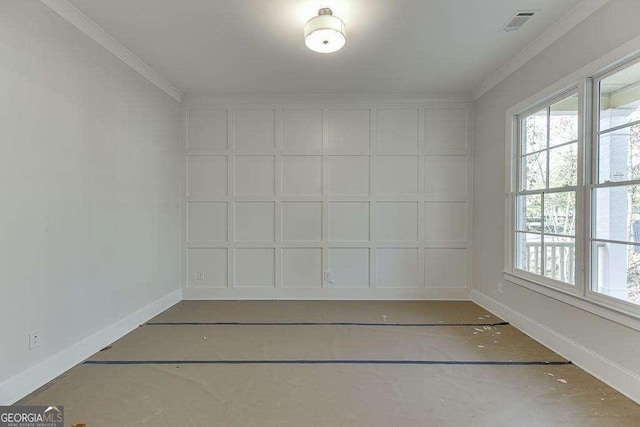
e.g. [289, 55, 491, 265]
[503, 271, 640, 332]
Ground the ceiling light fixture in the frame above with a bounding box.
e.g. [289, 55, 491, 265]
[304, 8, 346, 53]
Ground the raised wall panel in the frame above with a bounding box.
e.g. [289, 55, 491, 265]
[424, 202, 467, 242]
[328, 248, 369, 288]
[376, 248, 419, 288]
[377, 109, 419, 151]
[187, 156, 228, 197]
[233, 109, 275, 151]
[326, 109, 370, 152]
[234, 248, 275, 287]
[329, 202, 370, 242]
[187, 248, 227, 288]
[376, 202, 418, 242]
[425, 107, 468, 153]
[328, 156, 370, 196]
[424, 249, 467, 289]
[282, 248, 322, 288]
[282, 156, 323, 196]
[234, 156, 275, 196]
[186, 109, 228, 151]
[282, 202, 322, 242]
[187, 202, 227, 243]
[282, 109, 322, 151]
[234, 202, 275, 242]
[183, 101, 470, 298]
[377, 156, 418, 195]
[425, 156, 467, 200]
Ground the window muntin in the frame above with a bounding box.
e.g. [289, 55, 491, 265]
[592, 60, 640, 306]
[515, 93, 579, 285]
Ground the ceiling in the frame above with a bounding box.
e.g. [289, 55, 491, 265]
[67, 0, 584, 96]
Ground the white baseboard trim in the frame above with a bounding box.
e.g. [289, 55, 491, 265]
[183, 287, 470, 301]
[471, 290, 640, 404]
[0, 289, 182, 405]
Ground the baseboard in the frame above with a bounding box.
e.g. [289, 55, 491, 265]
[471, 290, 640, 404]
[182, 287, 470, 300]
[0, 289, 182, 405]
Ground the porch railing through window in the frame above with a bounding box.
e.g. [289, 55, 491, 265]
[525, 241, 576, 284]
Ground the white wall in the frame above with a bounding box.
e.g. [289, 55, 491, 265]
[182, 95, 472, 299]
[473, 0, 640, 397]
[0, 1, 181, 402]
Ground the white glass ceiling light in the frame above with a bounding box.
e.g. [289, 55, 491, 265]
[304, 8, 346, 53]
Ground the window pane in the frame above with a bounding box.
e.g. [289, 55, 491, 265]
[593, 241, 640, 306]
[516, 232, 542, 275]
[544, 236, 575, 284]
[599, 60, 640, 133]
[523, 109, 548, 154]
[515, 91, 579, 285]
[549, 143, 578, 188]
[550, 94, 579, 146]
[544, 192, 576, 236]
[516, 194, 542, 232]
[598, 124, 640, 183]
[521, 151, 547, 191]
[594, 185, 640, 243]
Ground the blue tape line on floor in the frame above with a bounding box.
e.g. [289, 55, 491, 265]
[83, 360, 571, 366]
[145, 321, 511, 327]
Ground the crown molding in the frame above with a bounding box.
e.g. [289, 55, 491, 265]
[40, 0, 183, 102]
[181, 93, 473, 107]
[472, 0, 611, 101]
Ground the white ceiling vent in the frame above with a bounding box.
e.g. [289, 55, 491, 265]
[501, 11, 537, 32]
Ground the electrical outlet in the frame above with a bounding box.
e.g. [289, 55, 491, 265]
[29, 330, 41, 350]
[323, 269, 333, 284]
[497, 283, 504, 295]
[196, 271, 205, 281]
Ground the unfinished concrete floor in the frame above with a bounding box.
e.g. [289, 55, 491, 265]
[18, 301, 640, 426]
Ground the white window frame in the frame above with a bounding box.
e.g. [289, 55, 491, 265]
[509, 88, 583, 294]
[504, 41, 640, 331]
[586, 55, 640, 316]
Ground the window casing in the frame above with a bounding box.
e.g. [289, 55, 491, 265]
[507, 53, 640, 322]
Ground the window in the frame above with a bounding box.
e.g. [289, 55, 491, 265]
[514, 93, 579, 285]
[592, 59, 640, 307]
[507, 52, 640, 322]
